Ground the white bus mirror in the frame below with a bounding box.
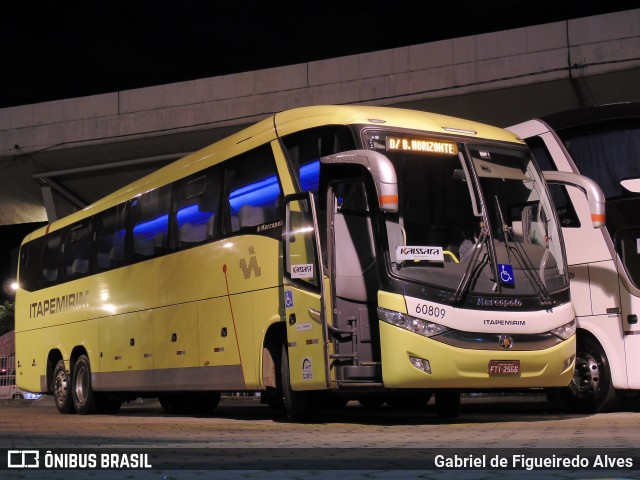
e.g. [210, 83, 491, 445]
[543, 171, 606, 229]
[621, 178, 640, 193]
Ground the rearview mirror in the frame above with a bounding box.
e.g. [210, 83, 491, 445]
[621, 178, 640, 193]
[543, 171, 606, 229]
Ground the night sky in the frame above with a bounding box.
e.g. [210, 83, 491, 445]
[1, 2, 638, 108]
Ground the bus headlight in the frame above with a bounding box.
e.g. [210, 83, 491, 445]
[549, 319, 576, 340]
[378, 307, 449, 338]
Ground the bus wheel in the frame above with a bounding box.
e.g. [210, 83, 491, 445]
[52, 359, 75, 414]
[564, 336, 618, 413]
[280, 344, 312, 421]
[435, 391, 460, 419]
[71, 355, 98, 415]
[262, 387, 285, 410]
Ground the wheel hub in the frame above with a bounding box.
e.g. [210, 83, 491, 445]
[54, 370, 68, 406]
[74, 365, 88, 405]
[570, 351, 600, 399]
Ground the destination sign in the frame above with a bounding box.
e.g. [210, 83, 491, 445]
[387, 137, 458, 155]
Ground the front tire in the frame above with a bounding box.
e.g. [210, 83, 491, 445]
[281, 344, 312, 421]
[52, 359, 75, 414]
[564, 335, 618, 413]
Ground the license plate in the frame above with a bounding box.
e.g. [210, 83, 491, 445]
[488, 360, 520, 376]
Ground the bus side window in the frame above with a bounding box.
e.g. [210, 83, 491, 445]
[525, 136, 581, 228]
[19, 239, 40, 292]
[281, 125, 356, 197]
[224, 145, 283, 233]
[41, 232, 63, 287]
[175, 167, 221, 248]
[130, 185, 172, 260]
[93, 205, 127, 272]
[63, 222, 92, 279]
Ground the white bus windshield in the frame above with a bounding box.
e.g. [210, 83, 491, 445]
[557, 124, 640, 288]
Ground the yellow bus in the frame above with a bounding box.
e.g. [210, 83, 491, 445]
[15, 105, 601, 420]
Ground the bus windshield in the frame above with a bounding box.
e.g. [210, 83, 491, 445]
[366, 131, 567, 301]
[559, 123, 640, 288]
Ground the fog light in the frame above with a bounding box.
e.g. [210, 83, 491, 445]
[561, 354, 575, 373]
[409, 355, 432, 374]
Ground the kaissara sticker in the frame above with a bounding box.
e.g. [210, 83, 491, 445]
[292, 264, 314, 279]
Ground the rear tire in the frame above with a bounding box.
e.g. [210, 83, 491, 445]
[281, 344, 312, 421]
[52, 359, 75, 414]
[71, 355, 98, 415]
[564, 335, 618, 413]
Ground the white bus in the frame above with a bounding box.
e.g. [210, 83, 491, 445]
[509, 102, 640, 412]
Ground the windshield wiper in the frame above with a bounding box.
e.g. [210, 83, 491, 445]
[494, 195, 553, 307]
[447, 226, 490, 305]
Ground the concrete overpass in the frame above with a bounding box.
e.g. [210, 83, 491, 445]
[1, 8, 639, 225]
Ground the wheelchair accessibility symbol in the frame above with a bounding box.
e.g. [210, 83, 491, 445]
[285, 290, 294, 308]
[499, 264, 515, 286]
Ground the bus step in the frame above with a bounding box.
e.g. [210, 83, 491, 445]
[330, 353, 357, 359]
[340, 364, 381, 381]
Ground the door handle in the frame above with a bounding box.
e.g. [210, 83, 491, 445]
[308, 307, 321, 323]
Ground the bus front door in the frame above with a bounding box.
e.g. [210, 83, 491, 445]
[283, 193, 330, 394]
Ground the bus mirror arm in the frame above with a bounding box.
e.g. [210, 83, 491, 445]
[542, 171, 606, 229]
[321, 150, 399, 213]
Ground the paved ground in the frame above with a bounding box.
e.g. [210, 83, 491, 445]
[1, 394, 639, 479]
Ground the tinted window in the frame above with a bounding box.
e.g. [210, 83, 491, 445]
[18, 239, 40, 292]
[224, 146, 283, 233]
[93, 205, 128, 272]
[63, 222, 92, 279]
[562, 125, 640, 199]
[175, 168, 221, 248]
[281, 126, 356, 196]
[41, 232, 63, 287]
[130, 185, 172, 260]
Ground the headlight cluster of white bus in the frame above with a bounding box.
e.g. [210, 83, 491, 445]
[549, 319, 576, 340]
[377, 307, 449, 338]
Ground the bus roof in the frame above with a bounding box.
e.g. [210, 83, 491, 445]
[273, 105, 521, 143]
[22, 105, 524, 243]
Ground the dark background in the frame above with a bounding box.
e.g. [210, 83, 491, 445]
[1, 1, 638, 297]
[2, 1, 638, 108]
